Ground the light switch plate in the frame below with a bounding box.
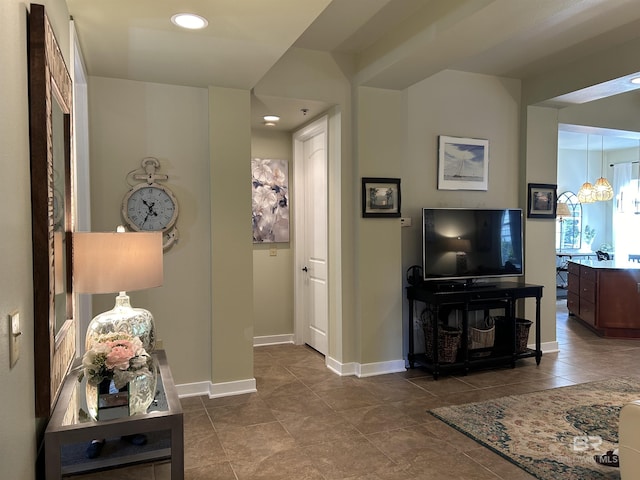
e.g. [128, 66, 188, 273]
[9, 311, 20, 368]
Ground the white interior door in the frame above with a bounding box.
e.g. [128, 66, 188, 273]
[294, 117, 328, 355]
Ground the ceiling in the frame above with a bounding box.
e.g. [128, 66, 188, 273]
[66, 0, 640, 131]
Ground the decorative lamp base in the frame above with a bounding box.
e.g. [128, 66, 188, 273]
[85, 292, 156, 352]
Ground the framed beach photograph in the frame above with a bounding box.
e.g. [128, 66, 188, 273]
[527, 183, 557, 218]
[362, 177, 401, 218]
[438, 135, 489, 191]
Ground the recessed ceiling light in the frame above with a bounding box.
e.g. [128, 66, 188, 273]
[263, 115, 280, 122]
[631, 76, 640, 85]
[171, 13, 208, 30]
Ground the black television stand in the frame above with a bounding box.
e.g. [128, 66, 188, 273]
[432, 280, 496, 291]
[406, 281, 543, 379]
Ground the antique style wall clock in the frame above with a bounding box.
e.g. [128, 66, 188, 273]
[122, 157, 179, 250]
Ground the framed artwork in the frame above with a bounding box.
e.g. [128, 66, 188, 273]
[527, 183, 557, 218]
[438, 135, 489, 191]
[252, 158, 290, 243]
[362, 177, 401, 218]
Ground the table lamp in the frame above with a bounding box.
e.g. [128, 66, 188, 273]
[73, 227, 163, 352]
[447, 237, 471, 273]
[556, 202, 571, 252]
[74, 227, 163, 419]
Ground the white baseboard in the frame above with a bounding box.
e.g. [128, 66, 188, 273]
[539, 340, 560, 354]
[253, 334, 294, 346]
[326, 355, 406, 378]
[176, 378, 257, 399]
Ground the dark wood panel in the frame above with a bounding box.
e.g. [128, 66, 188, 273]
[568, 273, 579, 294]
[567, 292, 579, 314]
[580, 265, 596, 283]
[580, 279, 596, 304]
[568, 262, 580, 276]
[580, 299, 596, 326]
[597, 269, 640, 329]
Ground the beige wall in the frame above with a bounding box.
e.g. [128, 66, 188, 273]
[356, 87, 405, 364]
[251, 129, 294, 338]
[209, 86, 254, 384]
[402, 70, 525, 350]
[87, 77, 212, 384]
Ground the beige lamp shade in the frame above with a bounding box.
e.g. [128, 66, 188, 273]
[556, 202, 571, 217]
[73, 231, 163, 294]
[447, 237, 471, 253]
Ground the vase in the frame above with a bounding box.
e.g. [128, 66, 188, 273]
[86, 378, 129, 421]
[129, 356, 159, 416]
[85, 358, 158, 421]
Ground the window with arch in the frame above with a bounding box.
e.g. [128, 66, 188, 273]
[557, 191, 581, 250]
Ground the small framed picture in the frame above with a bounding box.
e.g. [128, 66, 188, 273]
[438, 135, 489, 191]
[527, 183, 557, 218]
[362, 177, 401, 218]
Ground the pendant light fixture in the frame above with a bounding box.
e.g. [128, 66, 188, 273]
[593, 136, 614, 201]
[578, 134, 596, 203]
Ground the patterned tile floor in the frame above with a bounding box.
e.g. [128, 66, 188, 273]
[71, 301, 640, 479]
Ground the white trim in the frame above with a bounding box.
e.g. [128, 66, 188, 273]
[176, 381, 210, 398]
[326, 355, 357, 376]
[176, 378, 257, 399]
[326, 355, 406, 378]
[253, 334, 294, 347]
[538, 340, 560, 354]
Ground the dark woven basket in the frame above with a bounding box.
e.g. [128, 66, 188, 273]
[494, 316, 532, 353]
[422, 309, 461, 363]
[515, 318, 532, 353]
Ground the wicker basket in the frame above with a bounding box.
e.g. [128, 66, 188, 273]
[494, 316, 532, 353]
[468, 317, 495, 358]
[421, 309, 461, 363]
[515, 319, 532, 353]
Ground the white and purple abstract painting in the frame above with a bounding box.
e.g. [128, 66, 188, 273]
[252, 158, 289, 243]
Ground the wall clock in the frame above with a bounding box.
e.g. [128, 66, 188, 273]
[122, 157, 179, 251]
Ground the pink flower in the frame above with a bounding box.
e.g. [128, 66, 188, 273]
[105, 340, 136, 371]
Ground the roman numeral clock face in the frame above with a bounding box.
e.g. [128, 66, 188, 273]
[123, 184, 178, 232]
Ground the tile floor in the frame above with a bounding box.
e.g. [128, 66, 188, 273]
[72, 301, 640, 479]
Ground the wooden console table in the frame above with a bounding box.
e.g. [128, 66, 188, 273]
[407, 282, 543, 379]
[45, 350, 183, 479]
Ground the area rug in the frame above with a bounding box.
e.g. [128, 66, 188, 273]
[429, 377, 640, 480]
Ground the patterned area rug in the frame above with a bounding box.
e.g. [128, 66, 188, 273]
[429, 377, 640, 480]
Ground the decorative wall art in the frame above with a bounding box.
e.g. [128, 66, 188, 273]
[252, 158, 290, 242]
[527, 183, 558, 218]
[361, 177, 401, 217]
[438, 135, 489, 191]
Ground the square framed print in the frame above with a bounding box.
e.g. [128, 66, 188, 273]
[362, 177, 401, 218]
[438, 135, 489, 191]
[527, 183, 557, 218]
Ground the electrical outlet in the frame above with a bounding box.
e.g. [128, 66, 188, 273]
[269, 247, 277, 256]
[9, 311, 20, 368]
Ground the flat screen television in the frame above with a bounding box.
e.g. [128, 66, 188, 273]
[422, 208, 523, 285]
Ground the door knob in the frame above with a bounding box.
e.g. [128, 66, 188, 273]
[302, 266, 308, 272]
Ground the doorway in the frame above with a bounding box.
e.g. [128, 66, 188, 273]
[293, 116, 329, 355]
